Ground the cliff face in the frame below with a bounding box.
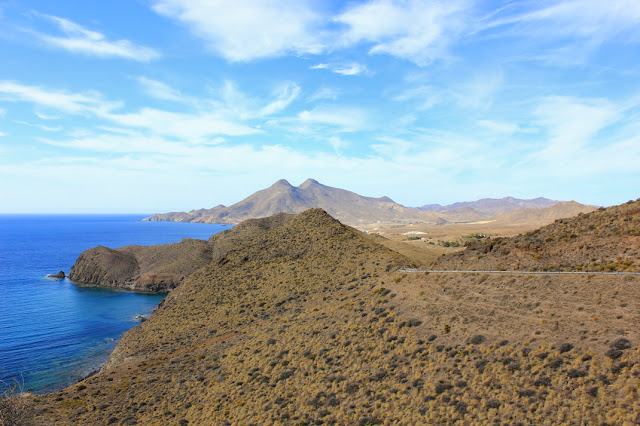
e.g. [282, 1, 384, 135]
[69, 238, 214, 293]
[69, 245, 140, 289]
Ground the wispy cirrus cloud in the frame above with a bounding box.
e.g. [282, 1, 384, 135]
[531, 95, 622, 160]
[136, 77, 184, 102]
[259, 82, 301, 116]
[30, 12, 160, 61]
[151, 0, 469, 66]
[476, 0, 640, 64]
[479, 0, 640, 43]
[0, 81, 121, 115]
[308, 87, 339, 102]
[335, 0, 470, 66]
[310, 62, 369, 76]
[476, 119, 525, 135]
[0, 79, 310, 142]
[152, 0, 324, 61]
[296, 106, 370, 132]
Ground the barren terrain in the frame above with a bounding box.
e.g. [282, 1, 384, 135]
[6, 201, 638, 425]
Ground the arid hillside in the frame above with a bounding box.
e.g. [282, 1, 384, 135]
[420, 196, 560, 216]
[26, 206, 640, 425]
[434, 199, 640, 272]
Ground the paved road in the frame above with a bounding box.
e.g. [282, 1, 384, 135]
[399, 269, 640, 276]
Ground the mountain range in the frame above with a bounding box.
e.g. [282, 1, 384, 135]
[143, 178, 595, 226]
[143, 178, 443, 225]
[418, 196, 560, 216]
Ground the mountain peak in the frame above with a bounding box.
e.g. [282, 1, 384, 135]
[272, 179, 293, 187]
[298, 178, 321, 189]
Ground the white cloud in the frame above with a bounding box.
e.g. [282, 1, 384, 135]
[152, 0, 324, 61]
[453, 69, 503, 110]
[34, 111, 59, 120]
[533, 96, 621, 157]
[391, 85, 447, 110]
[310, 62, 368, 76]
[328, 136, 349, 155]
[136, 77, 184, 102]
[308, 87, 339, 102]
[476, 120, 521, 135]
[101, 107, 261, 139]
[32, 13, 160, 61]
[0, 81, 120, 115]
[370, 137, 414, 157]
[150, 0, 471, 65]
[477, 0, 640, 64]
[0, 80, 305, 140]
[14, 120, 62, 132]
[296, 106, 369, 132]
[483, 0, 640, 42]
[0, 131, 5, 137]
[326, 63, 367, 76]
[259, 82, 301, 116]
[336, 0, 469, 66]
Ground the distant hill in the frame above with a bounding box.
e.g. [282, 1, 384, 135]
[420, 196, 560, 217]
[434, 199, 640, 272]
[490, 201, 598, 226]
[143, 178, 444, 226]
[143, 179, 595, 228]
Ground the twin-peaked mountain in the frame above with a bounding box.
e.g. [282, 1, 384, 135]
[143, 178, 443, 226]
[143, 178, 595, 226]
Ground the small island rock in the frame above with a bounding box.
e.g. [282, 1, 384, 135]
[47, 271, 66, 279]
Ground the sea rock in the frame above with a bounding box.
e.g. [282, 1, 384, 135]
[47, 271, 66, 279]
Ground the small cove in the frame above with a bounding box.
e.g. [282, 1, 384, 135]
[0, 214, 230, 393]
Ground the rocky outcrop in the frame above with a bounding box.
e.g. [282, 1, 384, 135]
[69, 239, 213, 293]
[69, 246, 142, 290]
[47, 271, 66, 279]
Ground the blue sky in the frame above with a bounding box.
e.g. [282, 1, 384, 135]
[0, 0, 639, 213]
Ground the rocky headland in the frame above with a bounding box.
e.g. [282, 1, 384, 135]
[22, 204, 640, 424]
[69, 238, 214, 293]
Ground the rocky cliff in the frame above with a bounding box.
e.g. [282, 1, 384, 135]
[69, 238, 214, 293]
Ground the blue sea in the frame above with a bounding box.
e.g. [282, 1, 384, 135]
[0, 215, 230, 394]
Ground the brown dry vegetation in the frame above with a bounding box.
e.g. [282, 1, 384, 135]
[23, 205, 640, 425]
[434, 199, 640, 272]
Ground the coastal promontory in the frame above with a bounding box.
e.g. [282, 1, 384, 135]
[69, 238, 214, 293]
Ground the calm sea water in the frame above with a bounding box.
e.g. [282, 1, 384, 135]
[0, 215, 229, 393]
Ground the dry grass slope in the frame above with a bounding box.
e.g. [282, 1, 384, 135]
[435, 199, 640, 272]
[30, 206, 640, 424]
